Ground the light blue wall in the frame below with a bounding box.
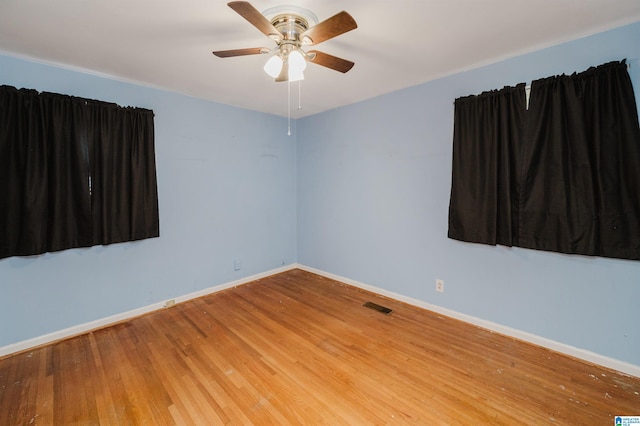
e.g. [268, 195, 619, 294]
[0, 55, 298, 347]
[2, 22, 640, 367]
[297, 22, 640, 366]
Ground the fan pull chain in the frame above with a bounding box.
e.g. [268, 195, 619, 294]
[286, 81, 303, 136]
[287, 80, 291, 136]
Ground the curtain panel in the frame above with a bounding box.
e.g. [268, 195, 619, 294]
[448, 60, 640, 260]
[448, 84, 526, 246]
[0, 86, 159, 259]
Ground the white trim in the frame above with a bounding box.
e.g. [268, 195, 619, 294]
[296, 264, 640, 378]
[4, 262, 639, 378]
[0, 264, 297, 358]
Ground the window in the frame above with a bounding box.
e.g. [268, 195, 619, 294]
[448, 60, 640, 260]
[0, 86, 159, 259]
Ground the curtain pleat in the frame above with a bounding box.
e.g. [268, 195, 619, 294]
[448, 84, 526, 246]
[91, 105, 159, 245]
[43, 94, 93, 252]
[0, 87, 47, 256]
[519, 61, 640, 259]
[0, 86, 158, 259]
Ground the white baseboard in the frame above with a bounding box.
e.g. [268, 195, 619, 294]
[4, 262, 639, 378]
[0, 264, 297, 358]
[296, 264, 640, 378]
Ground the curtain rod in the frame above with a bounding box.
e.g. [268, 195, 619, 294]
[524, 63, 631, 91]
[455, 62, 633, 103]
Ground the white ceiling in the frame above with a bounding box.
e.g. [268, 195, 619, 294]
[2, 1, 640, 118]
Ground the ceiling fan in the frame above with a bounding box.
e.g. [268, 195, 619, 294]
[212, 1, 357, 82]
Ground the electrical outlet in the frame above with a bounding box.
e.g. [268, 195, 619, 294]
[164, 299, 176, 308]
[436, 279, 444, 293]
[234, 258, 241, 271]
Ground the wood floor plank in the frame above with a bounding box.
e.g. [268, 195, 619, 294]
[1, 269, 639, 425]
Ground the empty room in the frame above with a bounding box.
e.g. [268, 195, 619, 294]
[1, 1, 640, 424]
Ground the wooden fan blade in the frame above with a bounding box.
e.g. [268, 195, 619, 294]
[212, 47, 269, 58]
[227, 1, 282, 42]
[300, 11, 357, 46]
[307, 50, 354, 73]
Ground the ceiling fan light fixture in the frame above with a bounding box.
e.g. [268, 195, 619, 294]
[287, 49, 306, 81]
[263, 54, 283, 78]
[287, 67, 304, 82]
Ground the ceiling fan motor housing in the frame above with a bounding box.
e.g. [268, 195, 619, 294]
[271, 14, 309, 44]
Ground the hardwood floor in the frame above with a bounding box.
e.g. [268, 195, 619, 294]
[1, 269, 639, 425]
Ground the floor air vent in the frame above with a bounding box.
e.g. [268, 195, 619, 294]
[363, 301, 393, 315]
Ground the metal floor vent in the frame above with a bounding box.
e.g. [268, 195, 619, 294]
[363, 301, 393, 315]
